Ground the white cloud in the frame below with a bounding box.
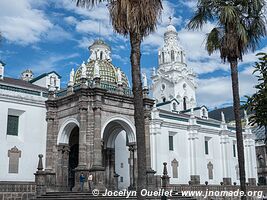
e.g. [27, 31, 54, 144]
[196, 69, 258, 109]
[112, 54, 128, 64]
[77, 37, 94, 49]
[180, 0, 197, 9]
[64, 16, 78, 25]
[44, 25, 73, 42]
[0, 0, 52, 45]
[31, 53, 80, 74]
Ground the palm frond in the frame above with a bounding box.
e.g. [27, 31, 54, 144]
[76, 0, 106, 8]
[219, 5, 238, 24]
[187, 0, 214, 30]
[206, 27, 222, 55]
[108, 0, 162, 37]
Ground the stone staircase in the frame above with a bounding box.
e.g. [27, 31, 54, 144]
[35, 191, 196, 200]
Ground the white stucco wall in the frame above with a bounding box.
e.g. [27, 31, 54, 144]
[150, 109, 258, 185]
[0, 90, 47, 181]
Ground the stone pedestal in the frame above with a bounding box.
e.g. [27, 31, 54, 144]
[89, 166, 106, 191]
[248, 178, 256, 186]
[146, 169, 156, 190]
[35, 171, 46, 197]
[190, 175, 200, 185]
[223, 178, 232, 185]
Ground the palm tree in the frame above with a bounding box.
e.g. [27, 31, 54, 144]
[76, 0, 162, 199]
[187, 0, 266, 198]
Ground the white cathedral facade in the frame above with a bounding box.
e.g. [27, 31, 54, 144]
[0, 23, 257, 190]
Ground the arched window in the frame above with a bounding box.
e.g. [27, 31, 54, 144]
[173, 103, 177, 111]
[163, 97, 166, 103]
[100, 51, 103, 60]
[183, 97, 187, 110]
[171, 50, 175, 62]
[162, 52, 165, 63]
[181, 52, 184, 63]
[202, 109, 206, 117]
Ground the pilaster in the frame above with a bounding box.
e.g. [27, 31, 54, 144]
[188, 112, 200, 184]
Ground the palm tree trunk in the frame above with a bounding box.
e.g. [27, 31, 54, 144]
[130, 31, 147, 200]
[230, 60, 247, 199]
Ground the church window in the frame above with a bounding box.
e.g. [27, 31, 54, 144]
[171, 50, 175, 62]
[121, 163, 124, 168]
[233, 143, 236, 157]
[120, 177, 124, 182]
[202, 109, 207, 119]
[172, 103, 177, 111]
[205, 140, 209, 155]
[100, 51, 103, 60]
[207, 162, 213, 180]
[8, 146, 21, 173]
[183, 97, 187, 110]
[162, 52, 165, 63]
[7, 115, 19, 136]
[171, 159, 178, 178]
[181, 52, 184, 63]
[163, 97, 166, 103]
[161, 84, 166, 90]
[169, 135, 174, 151]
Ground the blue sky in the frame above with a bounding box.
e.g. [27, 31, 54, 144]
[0, 0, 266, 109]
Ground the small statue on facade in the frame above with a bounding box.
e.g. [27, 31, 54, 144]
[70, 68, 75, 83]
[81, 61, 87, 78]
[142, 72, 148, 90]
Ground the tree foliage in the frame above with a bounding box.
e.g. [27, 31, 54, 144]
[244, 53, 267, 127]
[187, 0, 266, 62]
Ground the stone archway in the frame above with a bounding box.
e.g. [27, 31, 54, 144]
[102, 118, 136, 190]
[56, 119, 80, 191]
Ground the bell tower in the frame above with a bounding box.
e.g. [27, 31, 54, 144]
[151, 20, 197, 111]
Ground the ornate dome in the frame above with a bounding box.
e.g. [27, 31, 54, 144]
[74, 60, 129, 87]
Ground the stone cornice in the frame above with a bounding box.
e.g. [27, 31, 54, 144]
[0, 93, 46, 108]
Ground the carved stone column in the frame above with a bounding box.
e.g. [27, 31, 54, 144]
[92, 106, 102, 167]
[56, 144, 70, 190]
[90, 96, 105, 190]
[105, 148, 115, 190]
[78, 100, 88, 168]
[128, 144, 136, 190]
[45, 109, 57, 171]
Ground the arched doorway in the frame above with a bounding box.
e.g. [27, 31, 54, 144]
[102, 118, 136, 190]
[57, 119, 80, 191]
[68, 126, 79, 190]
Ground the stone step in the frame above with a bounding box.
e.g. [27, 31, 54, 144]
[35, 191, 196, 200]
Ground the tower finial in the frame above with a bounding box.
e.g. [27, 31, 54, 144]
[98, 21, 101, 39]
